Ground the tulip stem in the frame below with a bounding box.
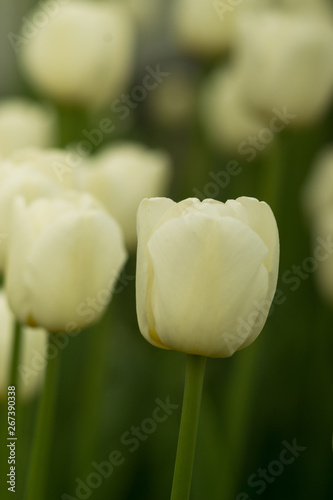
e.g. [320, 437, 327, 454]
[25, 333, 62, 500]
[170, 354, 206, 500]
[9, 321, 22, 390]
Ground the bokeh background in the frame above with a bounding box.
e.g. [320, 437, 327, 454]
[0, 1, 333, 499]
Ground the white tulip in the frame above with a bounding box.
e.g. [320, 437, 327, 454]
[302, 147, 333, 219]
[0, 163, 61, 272]
[200, 65, 266, 152]
[0, 98, 56, 156]
[136, 197, 279, 358]
[173, 0, 237, 58]
[234, 10, 333, 124]
[5, 192, 127, 333]
[302, 147, 333, 304]
[20, 1, 135, 108]
[0, 290, 47, 401]
[126, 0, 163, 32]
[79, 143, 171, 250]
[309, 209, 333, 304]
[8, 147, 83, 190]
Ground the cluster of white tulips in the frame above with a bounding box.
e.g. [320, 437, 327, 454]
[173, 0, 333, 151]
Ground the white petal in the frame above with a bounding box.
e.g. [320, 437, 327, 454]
[5, 198, 35, 324]
[147, 212, 269, 356]
[237, 197, 279, 276]
[136, 197, 175, 344]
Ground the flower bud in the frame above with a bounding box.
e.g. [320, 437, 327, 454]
[5, 192, 127, 333]
[0, 163, 61, 273]
[302, 147, 333, 304]
[234, 10, 333, 124]
[200, 66, 266, 152]
[136, 197, 279, 357]
[0, 290, 47, 401]
[20, 1, 135, 108]
[0, 98, 56, 156]
[79, 143, 171, 250]
[8, 147, 83, 190]
[173, 0, 237, 58]
[302, 147, 333, 219]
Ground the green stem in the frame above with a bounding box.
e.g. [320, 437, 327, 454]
[24, 333, 62, 500]
[9, 321, 22, 390]
[73, 306, 113, 477]
[170, 354, 206, 500]
[260, 137, 283, 213]
[57, 104, 89, 148]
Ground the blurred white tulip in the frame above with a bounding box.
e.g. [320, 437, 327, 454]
[79, 143, 171, 250]
[5, 192, 127, 333]
[0, 98, 56, 156]
[302, 147, 333, 304]
[8, 147, 83, 190]
[200, 65, 266, 152]
[0, 290, 47, 401]
[20, 1, 135, 108]
[173, 0, 237, 58]
[0, 163, 61, 272]
[234, 10, 333, 124]
[302, 147, 333, 219]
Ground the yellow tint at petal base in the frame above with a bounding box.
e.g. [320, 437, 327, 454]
[149, 329, 170, 350]
[27, 314, 39, 328]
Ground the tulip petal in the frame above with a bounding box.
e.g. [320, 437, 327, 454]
[236, 196, 279, 276]
[136, 197, 175, 344]
[147, 212, 269, 357]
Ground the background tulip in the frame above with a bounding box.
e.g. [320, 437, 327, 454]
[79, 143, 172, 250]
[302, 147, 333, 219]
[5, 192, 127, 333]
[200, 66, 266, 152]
[8, 147, 83, 190]
[19, 1, 135, 108]
[0, 290, 46, 401]
[0, 164, 61, 272]
[172, 0, 236, 58]
[302, 147, 333, 303]
[0, 98, 56, 156]
[136, 197, 279, 358]
[234, 10, 333, 124]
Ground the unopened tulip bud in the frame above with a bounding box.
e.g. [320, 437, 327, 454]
[0, 98, 56, 156]
[20, 1, 135, 108]
[5, 193, 127, 333]
[79, 143, 171, 250]
[136, 197, 279, 357]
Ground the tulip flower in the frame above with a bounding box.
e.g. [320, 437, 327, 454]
[0, 163, 61, 273]
[5, 192, 127, 333]
[173, 0, 237, 58]
[19, 1, 135, 108]
[0, 290, 46, 401]
[302, 147, 333, 304]
[0, 98, 56, 156]
[8, 147, 82, 190]
[302, 147, 333, 219]
[233, 10, 333, 124]
[136, 196, 279, 358]
[79, 143, 171, 250]
[200, 65, 266, 152]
